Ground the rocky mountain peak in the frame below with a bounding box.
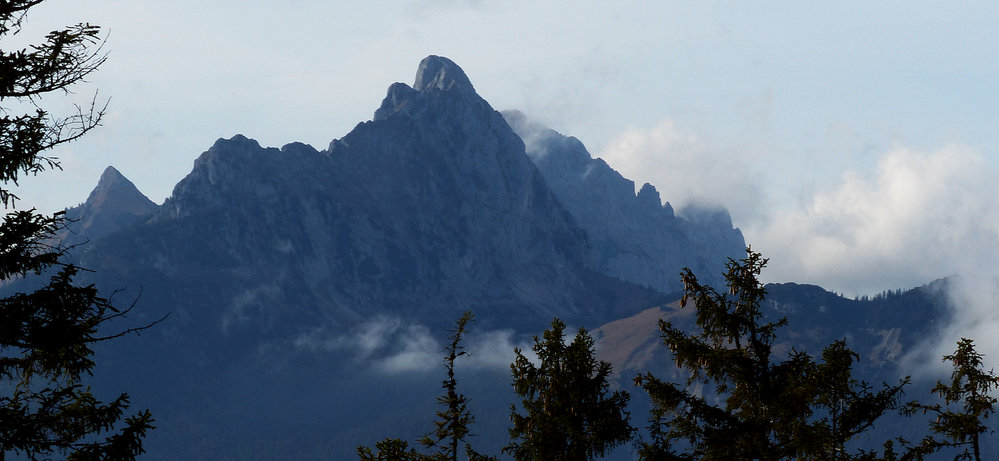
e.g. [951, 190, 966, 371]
[97, 165, 126, 185]
[87, 166, 126, 202]
[503, 111, 746, 292]
[413, 55, 474, 93]
[637, 182, 662, 208]
[62, 166, 157, 243]
[374, 56, 486, 121]
[211, 133, 259, 151]
[83, 166, 156, 216]
[115, 55, 643, 332]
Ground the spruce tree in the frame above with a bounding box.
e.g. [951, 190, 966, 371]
[358, 311, 494, 461]
[419, 311, 494, 461]
[505, 318, 633, 461]
[636, 249, 905, 460]
[357, 439, 425, 461]
[902, 338, 998, 461]
[0, 2, 153, 458]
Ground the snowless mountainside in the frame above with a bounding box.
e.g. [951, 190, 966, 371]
[71, 56, 740, 338]
[503, 110, 745, 292]
[32, 56, 950, 460]
[61, 166, 158, 245]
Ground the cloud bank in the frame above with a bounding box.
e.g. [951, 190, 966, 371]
[293, 316, 533, 375]
[604, 120, 999, 297]
[903, 275, 999, 376]
[599, 119, 764, 217]
[748, 144, 999, 296]
[603, 120, 999, 371]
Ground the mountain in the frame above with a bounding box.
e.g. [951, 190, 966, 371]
[43, 56, 698, 459]
[589, 279, 956, 458]
[60, 166, 158, 244]
[18, 55, 950, 460]
[80, 56, 675, 341]
[594, 280, 950, 382]
[503, 110, 745, 292]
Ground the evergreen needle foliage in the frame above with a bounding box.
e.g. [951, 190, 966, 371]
[505, 318, 634, 461]
[635, 248, 906, 460]
[362, 254, 999, 460]
[0, 2, 153, 459]
[358, 311, 494, 461]
[419, 311, 495, 461]
[901, 338, 999, 461]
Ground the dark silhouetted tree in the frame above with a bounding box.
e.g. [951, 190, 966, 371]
[419, 311, 494, 461]
[902, 338, 998, 461]
[0, 2, 153, 459]
[505, 318, 633, 461]
[635, 249, 905, 460]
[358, 311, 494, 461]
[357, 438, 425, 461]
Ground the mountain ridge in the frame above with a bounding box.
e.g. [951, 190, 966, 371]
[74, 56, 680, 338]
[503, 109, 745, 292]
[61, 165, 158, 244]
[30, 55, 945, 460]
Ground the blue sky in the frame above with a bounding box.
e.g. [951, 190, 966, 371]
[11, 1, 999, 301]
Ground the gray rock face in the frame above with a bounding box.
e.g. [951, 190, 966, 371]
[503, 110, 746, 292]
[413, 55, 475, 92]
[70, 57, 747, 349]
[62, 166, 158, 244]
[38, 56, 952, 461]
[82, 57, 661, 344]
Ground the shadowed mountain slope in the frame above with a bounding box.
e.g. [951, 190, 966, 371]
[80, 57, 669, 340]
[503, 110, 745, 292]
[20, 55, 943, 460]
[61, 166, 158, 244]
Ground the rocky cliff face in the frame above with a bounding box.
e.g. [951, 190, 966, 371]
[40, 56, 951, 461]
[503, 110, 745, 292]
[80, 56, 663, 343]
[69, 58, 751, 337]
[61, 166, 158, 244]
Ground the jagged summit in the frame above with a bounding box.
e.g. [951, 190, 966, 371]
[211, 133, 258, 150]
[413, 55, 473, 93]
[63, 166, 157, 243]
[99, 165, 126, 183]
[502, 110, 745, 292]
[113, 54, 643, 333]
[86, 166, 128, 203]
[637, 182, 663, 208]
[374, 55, 485, 121]
[84, 166, 156, 214]
[37, 56, 778, 459]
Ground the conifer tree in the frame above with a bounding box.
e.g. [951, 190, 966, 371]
[357, 439, 425, 461]
[0, 2, 154, 458]
[505, 318, 633, 461]
[419, 311, 494, 461]
[902, 338, 998, 461]
[358, 311, 494, 461]
[635, 249, 905, 460]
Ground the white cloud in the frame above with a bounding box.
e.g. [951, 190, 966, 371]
[373, 324, 441, 374]
[902, 275, 999, 377]
[293, 316, 403, 359]
[464, 329, 537, 370]
[599, 119, 764, 217]
[355, 318, 404, 359]
[602, 130, 999, 371]
[745, 144, 999, 296]
[292, 316, 532, 375]
[292, 315, 435, 373]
